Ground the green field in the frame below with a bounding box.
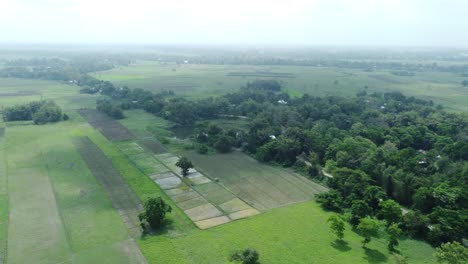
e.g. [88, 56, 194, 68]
[138, 201, 437, 264]
[3, 114, 150, 263]
[94, 61, 468, 112]
[0, 62, 444, 263]
[0, 78, 98, 110]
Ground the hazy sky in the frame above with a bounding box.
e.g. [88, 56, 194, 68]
[0, 0, 467, 46]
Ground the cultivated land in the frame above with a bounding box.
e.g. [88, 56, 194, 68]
[3, 117, 148, 263]
[0, 58, 444, 264]
[184, 151, 328, 211]
[95, 61, 468, 111]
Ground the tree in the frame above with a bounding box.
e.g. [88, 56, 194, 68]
[434, 242, 468, 264]
[357, 217, 380, 248]
[386, 223, 402, 252]
[138, 197, 172, 230]
[175, 156, 193, 176]
[350, 200, 372, 226]
[363, 186, 387, 211]
[377, 199, 402, 225]
[316, 190, 343, 211]
[401, 211, 429, 239]
[214, 135, 232, 153]
[32, 102, 63, 124]
[327, 215, 346, 240]
[229, 248, 260, 264]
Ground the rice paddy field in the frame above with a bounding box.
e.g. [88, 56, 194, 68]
[94, 60, 468, 112]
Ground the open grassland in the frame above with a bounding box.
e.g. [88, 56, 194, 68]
[184, 151, 328, 211]
[4, 114, 147, 263]
[139, 201, 437, 264]
[0, 78, 98, 110]
[95, 61, 468, 112]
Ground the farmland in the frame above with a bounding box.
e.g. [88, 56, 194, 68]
[0, 53, 451, 264]
[3, 115, 147, 263]
[184, 151, 328, 211]
[95, 61, 468, 111]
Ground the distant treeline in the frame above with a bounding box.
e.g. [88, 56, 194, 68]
[2, 100, 67, 124]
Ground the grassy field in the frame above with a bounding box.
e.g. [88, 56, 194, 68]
[0, 78, 98, 110]
[138, 201, 437, 264]
[94, 61, 468, 112]
[3, 114, 147, 263]
[0, 121, 8, 264]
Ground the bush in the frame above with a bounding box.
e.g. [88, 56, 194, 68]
[197, 144, 208, 154]
[229, 248, 260, 264]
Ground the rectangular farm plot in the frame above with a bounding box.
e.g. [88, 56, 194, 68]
[154, 153, 209, 185]
[75, 137, 144, 238]
[184, 203, 224, 222]
[7, 168, 72, 264]
[138, 137, 167, 154]
[79, 109, 135, 141]
[185, 151, 328, 211]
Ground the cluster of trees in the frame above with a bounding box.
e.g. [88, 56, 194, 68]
[0, 57, 129, 82]
[96, 99, 124, 119]
[3, 100, 67, 124]
[89, 74, 466, 247]
[195, 123, 242, 153]
[126, 84, 466, 247]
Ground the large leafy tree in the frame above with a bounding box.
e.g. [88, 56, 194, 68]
[357, 217, 380, 248]
[138, 197, 172, 230]
[377, 199, 402, 226]
[434, 242, 468, 264]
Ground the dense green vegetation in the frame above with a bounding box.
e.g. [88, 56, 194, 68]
[3, 100, 66, 124]
[1, 48, 466, 263]
[97, 77, 467, 247]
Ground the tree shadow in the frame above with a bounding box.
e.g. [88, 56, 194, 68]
[139, 218, 174, 239]
[331, 240, 351, 252]
[363, 248, 388, 264]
